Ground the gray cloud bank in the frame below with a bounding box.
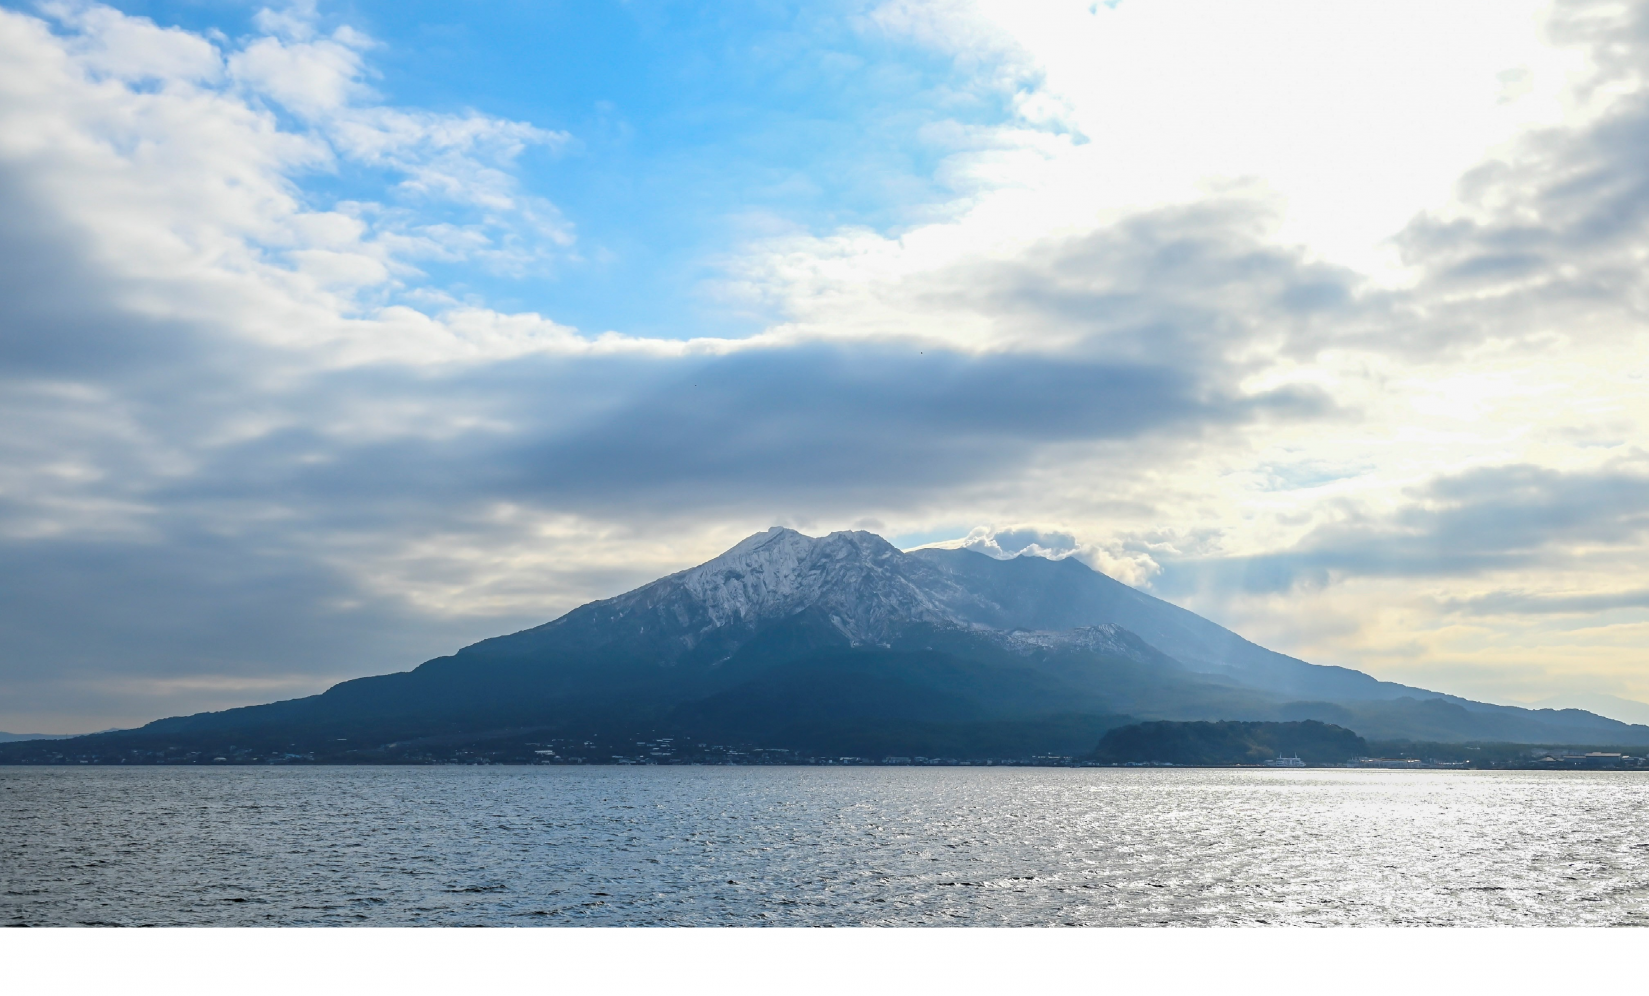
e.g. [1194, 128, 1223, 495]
[1152, 460, 1649, 598]
[0, 151, 1342, 727]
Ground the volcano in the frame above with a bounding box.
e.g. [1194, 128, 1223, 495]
[10, 527, 1648, 763]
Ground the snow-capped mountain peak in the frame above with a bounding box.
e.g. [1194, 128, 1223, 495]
[668, 527, 959, 640]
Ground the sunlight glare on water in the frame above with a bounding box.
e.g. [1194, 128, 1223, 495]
[3, 766, 1647, 926]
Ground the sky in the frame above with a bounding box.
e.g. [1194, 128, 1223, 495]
[2, 0, 1649, 732]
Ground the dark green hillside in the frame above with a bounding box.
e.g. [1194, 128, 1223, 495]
[1090, 720, 1367, 765]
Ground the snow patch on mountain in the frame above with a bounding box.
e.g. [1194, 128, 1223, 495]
[668, 527, 976, 643]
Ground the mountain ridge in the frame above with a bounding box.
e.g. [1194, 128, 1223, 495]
[5, 526, 1647, 763]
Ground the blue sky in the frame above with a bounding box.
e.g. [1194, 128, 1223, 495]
[4, 0, 1649, 731]
[46, 0, 1014, 338]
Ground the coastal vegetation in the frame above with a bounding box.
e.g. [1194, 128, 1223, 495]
[1089, 720, 1367, 766]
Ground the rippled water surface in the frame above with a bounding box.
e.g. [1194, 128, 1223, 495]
[5, 766, 1649, 926]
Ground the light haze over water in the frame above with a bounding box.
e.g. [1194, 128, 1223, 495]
[5, 767, 1647, 926]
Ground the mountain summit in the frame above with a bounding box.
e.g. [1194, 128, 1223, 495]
[567, 527, 984, 652]
[10, 528, 1648, 763]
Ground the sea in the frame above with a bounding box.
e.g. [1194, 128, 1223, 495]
[3, 766, 1647, 926]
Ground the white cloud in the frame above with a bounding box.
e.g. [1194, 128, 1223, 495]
[867, 0, 1588, 279]
[911, 524, 1161, 586]
[228, 26, 367, 119]
[0, 2, 611, 371]
[44, 0, 226, 83]
[745, 0, 1649, 706]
